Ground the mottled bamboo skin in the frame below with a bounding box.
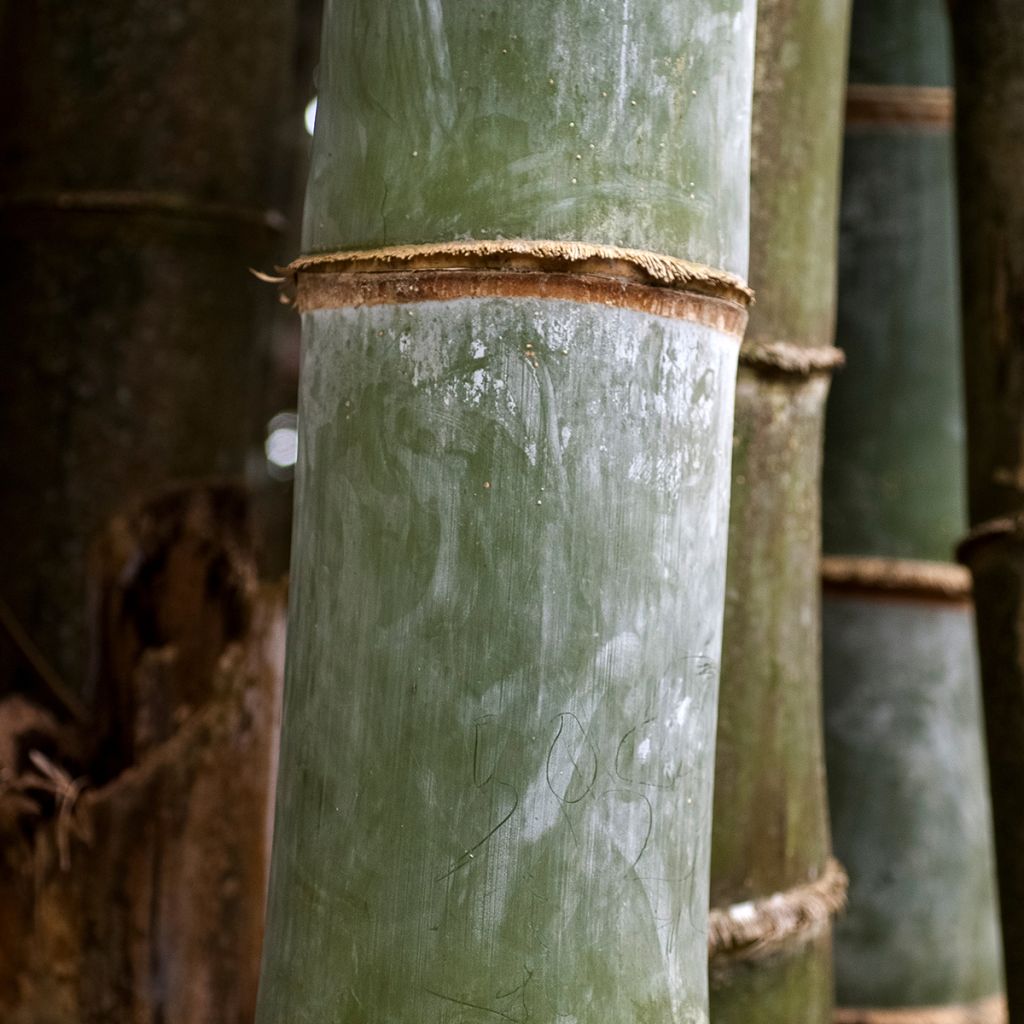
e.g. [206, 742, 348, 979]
[951, 3, 1024, 1020]
[256, 3, 756, 1022]
[0, 1, 294, 707]
[823, 0, 1003, 1011]
[709, 0, 850, 1020]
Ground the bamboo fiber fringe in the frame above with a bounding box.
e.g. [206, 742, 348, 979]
[739, 340, 846, 376]
[285, 239, 753, 306]
[845, 84, 953, 128]
[822, 556, 973, 601]
[0, 190, 287, 232]
[835, 995, 1006, 1024]
[708, 857, 848, 960]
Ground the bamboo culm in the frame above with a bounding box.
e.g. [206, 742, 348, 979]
[709, 0, 851, 1019]
[256, 2, 757, 1022]
[823, 0, 1003, 1017]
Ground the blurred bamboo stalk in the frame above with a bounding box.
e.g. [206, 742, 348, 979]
[823, 0, 1003, 1020]
[709, 0, 851, 1020]
[951, 2, 1024, 1021]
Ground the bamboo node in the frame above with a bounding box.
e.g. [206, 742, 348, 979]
[956, 513, 1024, 565]
[821, 556, 972, 602]
[834, 995, 1007, 1024]
[845, 84, 953, 129]
[283, 238, 753, 306]
[708, 857, 848, 961]
[739, 340, 845, 376]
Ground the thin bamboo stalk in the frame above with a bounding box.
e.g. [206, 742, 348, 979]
[256, 3, 756, 1021]
[709, 0, 851, 1019]
[822, 0, 1003, 1017]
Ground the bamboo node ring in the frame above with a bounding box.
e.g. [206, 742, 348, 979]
[821, 556, 972, 602]
[834, 995, 1006, 1024]
[708, 857, 848, 961]
[957, 513, 1024, 565]
[739, 340, 845, 376]
[281, 240, 752, 335]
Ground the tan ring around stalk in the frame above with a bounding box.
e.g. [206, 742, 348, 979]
[284, 239, 752, 336]
[739, 340, 845, 376]
[835, 995, 1006, 1024]
[821, 556, 973, 602]
[708, 857, 848, 962]
[845, 84, 953, 129]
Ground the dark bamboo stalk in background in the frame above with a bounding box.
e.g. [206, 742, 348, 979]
[951, 3, 1024, 1021]
[255, 1, 757, 1020]
[0, 0, 292, 726]
[708, 0, 850, 1019]
[0, 3, 298, 1020]
[823, 0, 1003, 1020]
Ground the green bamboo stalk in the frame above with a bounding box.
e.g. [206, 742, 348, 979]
[951, 3, 1024, 1021]
[822, 0, 1003, 1019]
[708, 0, 851, 1019]
[256, 3, 756, 1021]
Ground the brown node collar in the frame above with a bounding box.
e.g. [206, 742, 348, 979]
[739, 340, 845, 377]
[708, 857, 848, 962]
[846, 84, 953, 129]
[821, 556, 972, 603]
[835, 995, 1006, 1024]
[284, 240, 752, 336]
[957, 513, 1024, 565]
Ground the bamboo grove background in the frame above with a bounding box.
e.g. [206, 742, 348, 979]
[0, 1, 1021, 1023]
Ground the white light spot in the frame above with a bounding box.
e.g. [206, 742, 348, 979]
[304, 96, 317, 137]
[265, 411, 299, 473]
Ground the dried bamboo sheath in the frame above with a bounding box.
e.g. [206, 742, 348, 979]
[822, 0, 1003, 1016]
[256, 3, 756, 1022]
[707, 0, 850, 1022]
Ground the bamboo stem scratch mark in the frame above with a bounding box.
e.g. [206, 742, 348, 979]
[424, 987, 520, 1022]
[435, 781, 519, 882]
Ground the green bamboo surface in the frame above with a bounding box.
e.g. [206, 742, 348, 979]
[256, 2, 757, 1022]
[823, 595, 1001, 1007]
[822, 0, 1003, 1010]
[710, 0, 849, 1019]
